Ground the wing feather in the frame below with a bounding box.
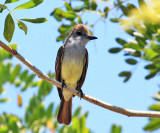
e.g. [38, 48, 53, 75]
[55, 46, 65, 99]
[76, 49, 88, 91]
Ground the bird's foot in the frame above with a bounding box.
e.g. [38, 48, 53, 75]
[77, 89, 84, 100]
[62, 80, 67, 90]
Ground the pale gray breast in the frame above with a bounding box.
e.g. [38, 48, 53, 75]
[64, 45, 86, 63]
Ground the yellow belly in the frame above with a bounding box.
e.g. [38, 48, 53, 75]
[61, 58, 84, 101]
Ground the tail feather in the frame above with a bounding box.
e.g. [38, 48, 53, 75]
[57, 97, 72, 125]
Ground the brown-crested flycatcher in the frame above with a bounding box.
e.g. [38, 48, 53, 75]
[55, 24, 97, 125]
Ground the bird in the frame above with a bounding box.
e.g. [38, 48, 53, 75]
[55, 24, 97, 125]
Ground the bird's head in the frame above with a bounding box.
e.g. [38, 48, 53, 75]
[69, 24, 98, 46]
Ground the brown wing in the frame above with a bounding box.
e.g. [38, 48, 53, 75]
[55, 46, 65, 99]
[76, 49, 88, 91]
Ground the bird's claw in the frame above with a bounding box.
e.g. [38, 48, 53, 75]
[62, 80, 67, 90]
[77, 89, 84, 100]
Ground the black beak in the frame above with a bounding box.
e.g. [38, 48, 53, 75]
[87, 35, 98, 40]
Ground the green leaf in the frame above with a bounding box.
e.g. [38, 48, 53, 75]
[18, 20, 27, 34]
[0, 4, 7, 9]
[20, 70, 28, 80]
[78, 16, 83, 24]
[111, 124, 122, 133]
[21, 18, 47, 23]
[64, 2, 72, 11]
[0, 98, 9, 102]
[25, 74, 35, 84]
[73, 106, 82, 117]
[91, 1, 97, 10]
[144, 49, 158, 61]
[125, 58, 137, 65]
[125, 29, 135, 36]
[127, 3, 137, 10]
[0, 125, 8, 132]
[124, 43, 141, 51]
[116, 38, 127, 46]
[0, 44, 17, 62]
[108, 48, 122, 53]
[73, 5, 85, 12]
[120, 5, 129, 16]
[136, 37, 146, 48]
[4, 13, 15, 42]
[119, 71, 131, 82]
[144, 118, 160, 131]
[61, 11, 77, 20]
[5, 0, 19, 4]
[10, 64, 21, 83]
[46, 103, 53, 118]
[144, 64, 156, 69]
[50, 8, 64, 21]
[145, 71, 157, 79]
[14, 0, 43, 10]
[152, 43, 160, 53]
[110, 18, 121, 23]
[149, 103, 160, 111]
[104, 7, 109, 18]
[138, 0, 147, 9]
[152, 92, 160, 101]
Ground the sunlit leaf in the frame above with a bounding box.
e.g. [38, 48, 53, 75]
[149, 103, 160, 111]
[111, 124, 122, 133]
[73, 106, 82, 117]
[4, 13, 15, 42]
[17, 94, 22, 107]
[21, 18, 48, 23]
[10, 64, 21, 83]
[46, 103, 53, 118]
[62, 11, 77, 20]
[51, 8, 64, 21]
[14, 0, 43, 10]
[5, 0, 19, 4]
[20, 70, 28, 80]
[46, 120, 54, 132]
[144, 118, 160, 131]
[124, 43, 141, 51]
[18, 20, 27, 34]
[0, 98, 9, 102]
[64, 2, 72, 11]
[110, 18, 121, 23]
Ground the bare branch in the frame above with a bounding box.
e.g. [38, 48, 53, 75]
[1, 40, 160, 118]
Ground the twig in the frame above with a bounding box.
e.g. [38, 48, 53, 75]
[1, 40, 160, 118]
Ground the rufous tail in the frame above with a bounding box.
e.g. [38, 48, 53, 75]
[57, 97, 72, 125]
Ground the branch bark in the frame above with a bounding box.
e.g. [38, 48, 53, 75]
[1, 40, 160, 118]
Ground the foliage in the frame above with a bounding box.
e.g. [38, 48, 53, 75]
[1, 0, 48, 42]
[109, 0, 160, 82]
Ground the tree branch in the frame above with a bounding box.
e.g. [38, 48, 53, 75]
[1, 40, 160, 118]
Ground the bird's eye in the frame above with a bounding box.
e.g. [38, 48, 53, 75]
[76, 32, 82, 36]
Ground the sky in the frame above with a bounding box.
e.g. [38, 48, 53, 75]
[0, 0, 160, 133]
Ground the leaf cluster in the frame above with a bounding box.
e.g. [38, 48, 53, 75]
[1, 0, 48, 42]
[108, 0, 160, 82]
